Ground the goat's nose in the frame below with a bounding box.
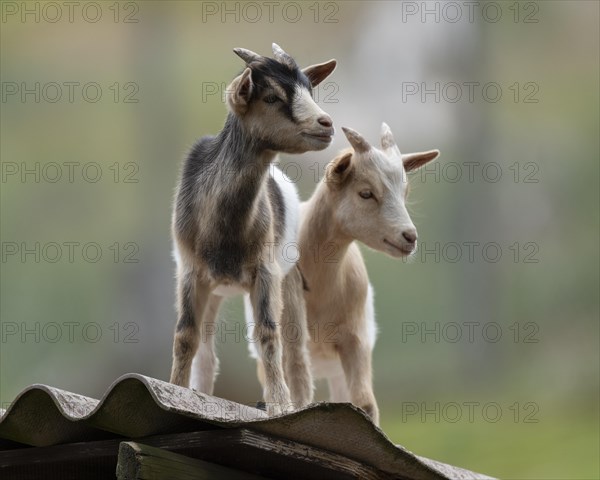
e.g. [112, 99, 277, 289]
[402, 229, 418, 244]
[317, 115, 333, 128]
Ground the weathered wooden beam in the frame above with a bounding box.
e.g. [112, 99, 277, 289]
[0, 428, 396, 480]
[116, 441, 266, 480]
[131, 428, 395, 479]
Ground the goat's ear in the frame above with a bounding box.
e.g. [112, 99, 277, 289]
[403, 150, 440, 172]
[302, 59, 337, 88]
[226, 68, 253, 115]
[325, 151, 353, 185]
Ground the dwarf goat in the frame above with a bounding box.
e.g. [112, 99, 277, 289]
[249, 123, 439, 424]
[170, 43, 336, 415]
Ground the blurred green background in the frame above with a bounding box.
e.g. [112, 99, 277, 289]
[1, 1, 598, 478]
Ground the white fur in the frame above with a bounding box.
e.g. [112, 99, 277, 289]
[271, 165, 300, 275]
[365, 283, 378, 349]
[292, 86, 328, 125]
[172, 243, 182, 270]
[190, 339, 218, 392]
[244, 295, 258, 358]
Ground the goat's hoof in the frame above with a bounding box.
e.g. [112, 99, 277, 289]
[266, 401, 295, 416]
[359, 403, 380, 426]
[267, 403, 283, 416]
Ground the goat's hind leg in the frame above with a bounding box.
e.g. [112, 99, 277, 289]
[250, 263, 291, 415]
[170, 269, 211, 387]
[190, 293, 223, 394]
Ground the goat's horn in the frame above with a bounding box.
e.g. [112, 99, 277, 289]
[233, 47, 262, 64]
[380, 122, 397, 150]
[272, 43, 297, 68]
[342, 127, 370, 153]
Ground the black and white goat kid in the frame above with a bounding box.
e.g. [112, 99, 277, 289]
[170, 43, 336, 414]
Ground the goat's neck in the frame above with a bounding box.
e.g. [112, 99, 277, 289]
[300, 185, 353, 278]
[219, 114, 276, 174]
[211, 115, 277, 232]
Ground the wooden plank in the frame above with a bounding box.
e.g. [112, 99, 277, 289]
[116, 441, 266, 479]
[0, 428, 396, 480]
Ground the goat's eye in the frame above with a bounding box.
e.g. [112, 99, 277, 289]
[359, 190, 373, 200]
[263, 94, 280, 104]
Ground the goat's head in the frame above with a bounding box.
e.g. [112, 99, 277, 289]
[325, 123, 440, 258]
[226, 43, 336, 153]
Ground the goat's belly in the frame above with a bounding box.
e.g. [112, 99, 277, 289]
[212, 283, 247, 297]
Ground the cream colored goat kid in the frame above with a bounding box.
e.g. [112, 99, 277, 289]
[249, 123, 439, 424]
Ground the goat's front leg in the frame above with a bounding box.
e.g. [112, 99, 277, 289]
[170, 270, 211, 387]
[190, 293, 223, 394]
[337, 332, 380, 425]
[280, 266, 313, 407]
[250, 263, 291, 415]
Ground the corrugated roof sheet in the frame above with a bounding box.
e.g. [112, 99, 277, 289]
[0, 373, 495, 479]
